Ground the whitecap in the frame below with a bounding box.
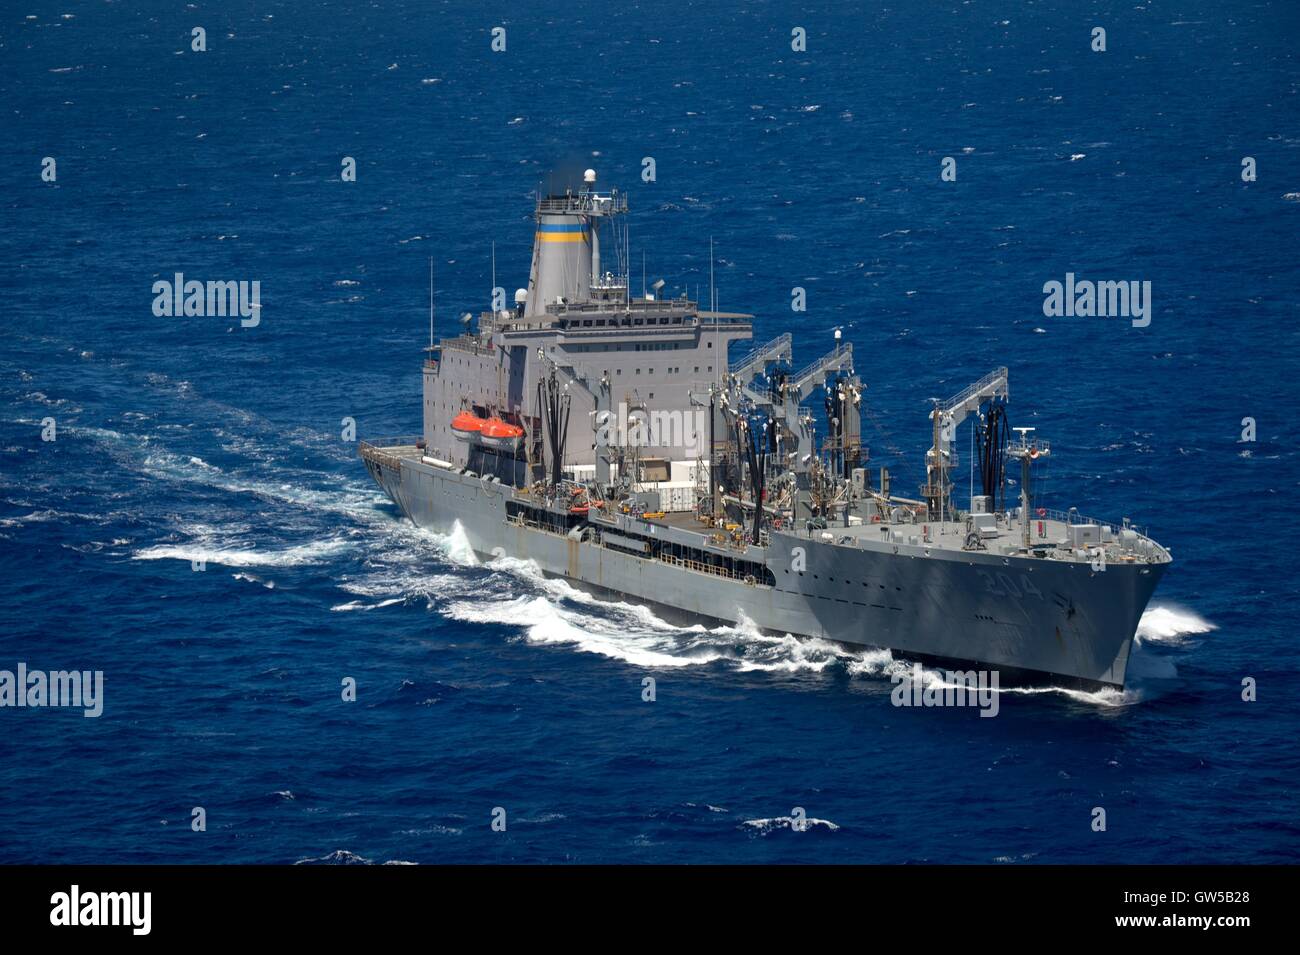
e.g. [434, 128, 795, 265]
[742, 815, 839, 833]
[133, 538, 351, 568]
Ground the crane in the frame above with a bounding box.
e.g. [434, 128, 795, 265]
[922, 367, 1009, 519]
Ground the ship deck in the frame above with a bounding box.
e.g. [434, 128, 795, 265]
[641, 511, 711, 532]
[358, 440, 1168, 566]
[811, 516, 1072, 556]
[359, 441, 423, 470]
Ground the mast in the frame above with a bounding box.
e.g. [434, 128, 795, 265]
[708, 236, 721, 524]
[1007, 427, 1050, 549]
[424, 256, 437, 374]
[709, 386, 718, 523]
[709, 235, 715, 315]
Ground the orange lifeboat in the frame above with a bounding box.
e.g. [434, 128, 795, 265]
[451, 411, 485, 442]
[568, 488, 604, 515]
[479, 417, 524, 451]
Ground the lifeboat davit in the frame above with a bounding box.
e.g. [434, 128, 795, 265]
[479, 417, 524, 451]
[451, 411, 485, 442]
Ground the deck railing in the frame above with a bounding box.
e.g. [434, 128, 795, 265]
[939, 366, 1009, 412]
[1033, 507, 1147, 540]
[359, 435, 422, 449]
[660, 554, 750, 582]
[732, 333, 793, 377]
[358, 437, 422, 472]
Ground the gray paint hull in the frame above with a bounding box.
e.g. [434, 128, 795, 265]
[367, 456, 1164, 689]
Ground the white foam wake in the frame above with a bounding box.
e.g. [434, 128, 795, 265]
[438, 552, 895, 672]
[71, 422, 387, 523]
[133, 538, 351, 568]
[1135, 604, 1216, 646]
[442, 593, 727, 669]
[441, 522, 480, 567]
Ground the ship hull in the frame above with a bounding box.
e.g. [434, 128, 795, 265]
[366, 456, 1164, 690]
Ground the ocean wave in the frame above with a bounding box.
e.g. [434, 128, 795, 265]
[331, 596, 407, 612]
[741, 815, 840, 834]
[233, 572, 277, 589]
[444, 594, 722, 668]
[133, 538, 351, 568]
[294, 849, 416, 865]
[734, 630, 871, 674]
[994, 682, 1135, 707]
[1135, 604, 1216, 645]
[66, 415, 387, 525]
[429, 539, 875, 672]
[0, 507, 99, 527]
[137, 446, 384, 519]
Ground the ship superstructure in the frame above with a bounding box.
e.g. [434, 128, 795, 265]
[362, 172, 1171, 689]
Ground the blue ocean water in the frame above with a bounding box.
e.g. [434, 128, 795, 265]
[2, 0, 1298, 864]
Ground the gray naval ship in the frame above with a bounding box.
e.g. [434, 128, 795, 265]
[361, 171, 1171, 690]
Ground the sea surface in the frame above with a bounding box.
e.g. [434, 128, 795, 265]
[2, 0, 1298, 863]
